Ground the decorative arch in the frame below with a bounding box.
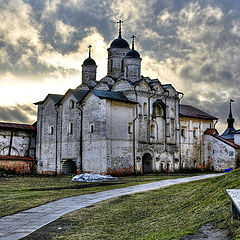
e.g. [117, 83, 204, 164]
[0, 146, 19, 156]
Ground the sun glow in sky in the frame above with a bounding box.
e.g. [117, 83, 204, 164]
[0, 0, 240, 133]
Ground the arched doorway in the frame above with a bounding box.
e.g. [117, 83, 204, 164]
[142, 153, 153, 173]
[62, 160, 77, 175]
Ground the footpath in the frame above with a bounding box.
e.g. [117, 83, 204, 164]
[0, 173, 224, 240]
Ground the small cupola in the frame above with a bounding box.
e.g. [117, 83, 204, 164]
[125, 35, 141, 59]
[82, 45, 97, 88]
[221, 99, 236, 140]
[107, 20, 130, 79]
[123, 35, 142, 82]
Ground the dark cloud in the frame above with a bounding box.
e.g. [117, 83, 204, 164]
[0, 104, 36, 123]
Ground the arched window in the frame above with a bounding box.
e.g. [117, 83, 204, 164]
[69, 100, 74, 109]
[166, 123, 170, 137]
[90, 124, 94, 134]
[150, 124, 156, 138]
[138, 104, 142, 115]
[128, 123, 132, 134]
[167, 163, 170, 171]
[166, 107, 169, 118]
[181, 128, 185, 137]
[69, 122, 73, 135]
[110, 59, 113, 72]
[143, 102, 147, 115]
[121, 59, 124, 72]
[156, 106, 162, 117]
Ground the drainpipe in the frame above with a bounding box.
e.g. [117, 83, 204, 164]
[148, 90, 156, 143]
[178, 92, 184, 172]
[133, 86, 138, 174]
[77, 103, 83, 173]
[164, 90, 169, 151]
[8, 130, 13, 156]
[54, 105, 59, 175]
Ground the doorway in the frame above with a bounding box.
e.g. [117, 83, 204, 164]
[62, 160, 77, 175]
[142, 153, 153, 173]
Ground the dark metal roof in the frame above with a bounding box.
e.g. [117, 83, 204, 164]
[125, 49, 140, 58]
[34, 94, 64, 105]
[82, 57, 96, 66]
[204, 128, 219, 135]
[180, 104, 218, 120]
[0, 122, 36, 131]
[91, 90, 136, 103]
[110, 37, 129, 49]
[220, 127, 236, 140]
[71, 89, 89, 102]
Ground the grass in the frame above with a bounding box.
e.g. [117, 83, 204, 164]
[0, 172, 195, 218]
[47, 169, 240, 240]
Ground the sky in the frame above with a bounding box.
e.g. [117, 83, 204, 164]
[0, 0, 240, 133]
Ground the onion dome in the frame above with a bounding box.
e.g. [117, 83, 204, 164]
[83, 57, 96, 66]
[110, 20, 129, 49]
[125, 35, 140, 58]
[82, 45, 96, 66]
[110, 37, 129, 48]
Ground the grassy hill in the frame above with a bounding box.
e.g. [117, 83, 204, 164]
[35, 169, 240, 240]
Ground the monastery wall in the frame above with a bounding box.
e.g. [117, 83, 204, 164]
[204, 134, 239, 171]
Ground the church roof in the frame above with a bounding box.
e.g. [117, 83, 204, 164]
[91, 90, 136, 103]
[180, 104, 218, 120]
[221, 127, 236, 140]
[71, 89, 89, 102]
[0, 122, 36, 131]
[34, 94, 64, 105]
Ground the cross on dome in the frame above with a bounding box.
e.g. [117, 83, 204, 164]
[117, 20, 123, 38]
[88, 45, 92, 58]
[131, 35, 136, 50]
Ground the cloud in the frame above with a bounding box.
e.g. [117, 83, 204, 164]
[0, 104, 36, 123]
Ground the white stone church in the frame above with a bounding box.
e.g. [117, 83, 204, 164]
[1, 23, 239, 175]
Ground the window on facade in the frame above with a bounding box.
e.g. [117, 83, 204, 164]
[138, 104, 142, 115]
[69, 122, 73, 135]
[49, 126, 54, 135]
[128, 123, 133, 134]
[150, 124, 156, 138]
[143, 102, 147, 115]
[167, 163, 170, 171]
[110, 59, 113, 72]
[69, 99, 74, 109]
[156, 106, 162, 117]
[166, 107, 169, 119]
[193, 129, 197, 138]
[181, 128, 185, 137]
[166, 123, 170, 137]
[90, 124, 94, 134]
[160, 162, 164, 171]
[138, 67, 140, 79]
[121, 59, 124, 72]
[126, 66, 128, 78]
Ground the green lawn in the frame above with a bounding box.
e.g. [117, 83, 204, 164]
[49, 169, 240, 240]
[0, 173, 193, 218]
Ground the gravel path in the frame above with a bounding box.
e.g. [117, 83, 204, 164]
[0, 173, 224, 240]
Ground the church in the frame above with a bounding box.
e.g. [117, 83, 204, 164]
[0, 22, 239, 175]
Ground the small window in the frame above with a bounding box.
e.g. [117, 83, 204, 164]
[138, 104, 142, 115]
[69, 122, 73, 135]
[121, 59, 124, 72]
[110, 59, 113, 72]
[138, 67, 140, 78]
[128, 123, 132, 134]
[150, 124, 155, 138]
[126, 66, 128, 78]
[193, 129, 197, 138]
[69, 99, 74, 109]
[90, 124, 94, 134]
[156, 106, 162, 117]
[143, 102, 147, 115]
[181, 128, 185, 137]
[160, 162, 164, 171]
[167, 163, 170, 171]
[166, 123, 170, 137]
[49, 126, 54, 135]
